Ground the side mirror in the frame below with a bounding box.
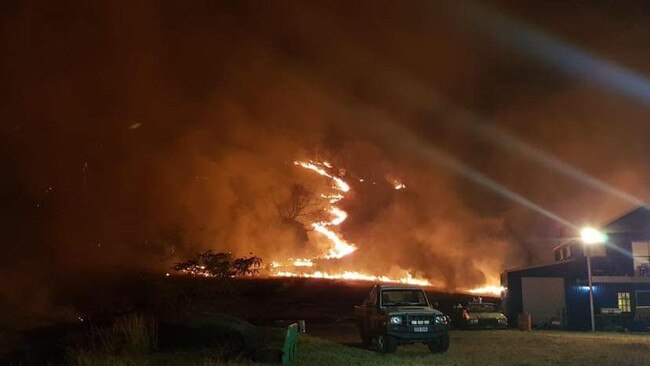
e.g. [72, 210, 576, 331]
[432, 301, 439, 308]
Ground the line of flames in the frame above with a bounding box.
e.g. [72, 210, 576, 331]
[274, 270, 432, 287]
[268, 160, 505, 297]
[169, 159, 504, 297]
[293, 161, 356, 259]
[272, 161, 434, 290]
[466, 285, 506, 296]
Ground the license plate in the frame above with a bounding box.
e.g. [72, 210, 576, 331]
[413, 326, 428, 332]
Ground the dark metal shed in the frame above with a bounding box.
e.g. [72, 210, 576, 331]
[502, 206, 650, 330]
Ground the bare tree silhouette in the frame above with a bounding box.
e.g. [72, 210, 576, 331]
[276, 183, 322, 225]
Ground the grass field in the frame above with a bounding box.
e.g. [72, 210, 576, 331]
[4, 321, 650, 365]
[295, 328, 650, 366]
[61, 324, 650, 366]
[2, 278, 648, 365]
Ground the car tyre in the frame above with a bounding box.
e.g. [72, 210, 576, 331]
[376, 332, 397, 353]
[428, 333, 449, 353]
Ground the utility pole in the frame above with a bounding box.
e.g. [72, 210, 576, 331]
[586, 245, 595, 332]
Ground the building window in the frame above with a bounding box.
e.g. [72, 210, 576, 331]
[637, 291, 650, 308]
[618, 292, 631, 312]
[632, 242, 650, 276]
[555, 246, 572, 261]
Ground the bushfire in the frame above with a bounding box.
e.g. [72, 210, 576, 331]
[173, 159, 504, 296]
[265, 160, 504, 296]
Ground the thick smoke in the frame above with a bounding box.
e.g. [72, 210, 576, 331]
[2, 0, 650, 325]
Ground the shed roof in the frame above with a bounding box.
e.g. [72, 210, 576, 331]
[602, 205, 650, 233]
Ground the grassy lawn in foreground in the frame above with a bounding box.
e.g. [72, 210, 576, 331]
[13, 324, 650, 365]
[293, 329, 650, 366]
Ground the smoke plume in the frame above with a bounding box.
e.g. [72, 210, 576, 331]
[2, 0, 650, 325]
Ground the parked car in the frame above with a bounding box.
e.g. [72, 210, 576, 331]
[452, 301, 507, 329]
[354, 284, 450, 353]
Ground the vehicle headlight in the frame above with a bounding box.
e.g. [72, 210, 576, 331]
[389, 316, 402, 325]
[498, 317, 507, 323]
[435, 315, 448, 324]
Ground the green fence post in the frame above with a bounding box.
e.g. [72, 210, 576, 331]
[282, 323, 299, 365]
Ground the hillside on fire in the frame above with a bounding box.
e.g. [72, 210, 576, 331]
[4, 1, 650, 364]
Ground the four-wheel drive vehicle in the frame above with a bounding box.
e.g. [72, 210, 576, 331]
[354, 284, 450, 353]
[452, 302, 507, 329]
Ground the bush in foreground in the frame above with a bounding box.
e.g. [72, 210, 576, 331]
[67, 314, 157, 366]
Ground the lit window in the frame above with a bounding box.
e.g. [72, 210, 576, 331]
[618, 292, 631, 312]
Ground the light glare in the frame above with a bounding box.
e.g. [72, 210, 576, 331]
[580, 227, 607, 244]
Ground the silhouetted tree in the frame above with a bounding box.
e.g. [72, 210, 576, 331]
[276, 183, 322, 225]
[172, 250, 262, 278]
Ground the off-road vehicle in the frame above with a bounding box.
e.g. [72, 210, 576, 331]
[354, 284, 450, 353]
[452, 301, 508, 329]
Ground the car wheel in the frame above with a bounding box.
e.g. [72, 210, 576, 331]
[428, 333, 449, 353]
[376, 332, 397, 353]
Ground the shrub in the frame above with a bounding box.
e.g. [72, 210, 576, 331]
[111, 314, 158, 354]
[67, 314, 157, 366]
[172, 251, 262, 278]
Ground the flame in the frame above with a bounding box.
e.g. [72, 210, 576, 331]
[293, 258, 314, 267]
[313, 224, 357, 258]
[294, 161, 350, 192]
[266, 160, 432, 288]
[328, 207, 347, 225]
[178, 267, 215, 277]
[174, 154, 443, 286]
[274, 270, 431, 286]
[467, 285, 506, 296]
[390, 179, 406, 190]
[294, 160, 356, 259]
[321, 193, 343, 203]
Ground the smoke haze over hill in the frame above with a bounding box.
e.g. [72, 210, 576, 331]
[3, 0, 650, 325]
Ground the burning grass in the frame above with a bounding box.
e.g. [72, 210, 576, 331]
[264, 159, 503, 295]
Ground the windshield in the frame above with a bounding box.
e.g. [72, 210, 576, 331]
[467, 303, 496, 313]
[381, 289, 428, 307]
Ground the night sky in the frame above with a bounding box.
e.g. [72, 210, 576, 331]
[2, 0, 650, 318]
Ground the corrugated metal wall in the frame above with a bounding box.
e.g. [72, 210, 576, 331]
[564, 282, 592, 330]
[562, 282, 650, 329]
